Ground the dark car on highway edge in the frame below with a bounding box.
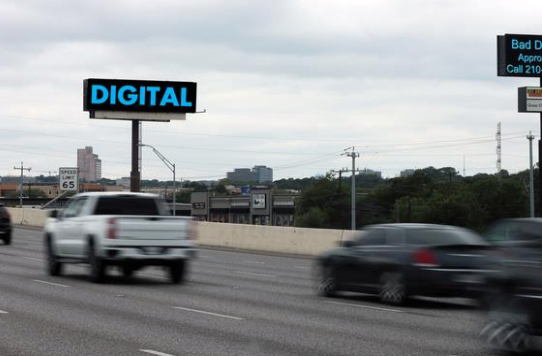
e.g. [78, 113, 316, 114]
[0, 204, 12, 245]
[314, 223, 491, 305]
[480, 218, 542, 354]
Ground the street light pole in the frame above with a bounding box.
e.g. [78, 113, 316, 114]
[139, 144, 176, 216]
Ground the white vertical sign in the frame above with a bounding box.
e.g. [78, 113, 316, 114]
[59, 167, 78, 192]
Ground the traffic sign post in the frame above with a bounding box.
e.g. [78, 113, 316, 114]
[59, 167, 78, 192]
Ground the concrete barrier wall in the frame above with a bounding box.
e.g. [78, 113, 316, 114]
[196, 222, 358, 256]
[8, 208, 48, 227]
[9, 208, 359, 256]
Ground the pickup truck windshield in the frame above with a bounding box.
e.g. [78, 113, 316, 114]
[93, 196, 162, 216]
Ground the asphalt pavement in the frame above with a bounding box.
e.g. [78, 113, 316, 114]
[0, 226, 516, 356]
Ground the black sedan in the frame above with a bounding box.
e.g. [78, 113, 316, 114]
[479, 218, 542, 354]
[0, 204, 12, 245]
[314, 223, 491, 305]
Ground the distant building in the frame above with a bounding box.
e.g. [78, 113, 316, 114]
[116, 177, 130, 189]
[77, 146, 102, 182]
[227, 166, 273, 183]
[400, 169, 415, 178]
[252, 165, 273, 183]
[359, 169, 382, 178]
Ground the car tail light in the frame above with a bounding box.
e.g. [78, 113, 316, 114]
[106, 218, 117, 239]
[413, 248, 439, 267]
[188, 220, 198, 240]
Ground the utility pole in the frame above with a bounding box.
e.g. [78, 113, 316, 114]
[527, 132, 535, 217]
[343, 147, 360, 230]
[14, 162, 31, 208]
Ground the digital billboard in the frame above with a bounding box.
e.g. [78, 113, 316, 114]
[84, 78, 197, 114]
[498, 34, 542, 77]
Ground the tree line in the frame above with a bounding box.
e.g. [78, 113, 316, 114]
[294, 166, 535, 232]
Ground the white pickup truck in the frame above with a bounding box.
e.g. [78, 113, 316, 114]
[44, 192, 196, 284]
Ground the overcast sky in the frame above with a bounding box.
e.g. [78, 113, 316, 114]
[0, 0, 541, 182]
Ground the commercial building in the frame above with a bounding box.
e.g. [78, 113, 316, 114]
[227, 165, 273, 183]
[191, 189, 296, 226]
[77, 146, 102, 182]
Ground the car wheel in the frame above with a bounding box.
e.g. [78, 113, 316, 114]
[3, 231, 11, 245]
[315, 263, 339, 297]
[480, 293, 533, 354]
[169, 261, 186, 284]
[379, 271, 408, 305]
[46, 238, 63, 276]
[88, 244, 107, 283]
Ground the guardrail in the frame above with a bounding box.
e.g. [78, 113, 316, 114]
[8, 208, 358, 256]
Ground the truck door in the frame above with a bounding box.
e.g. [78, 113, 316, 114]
[56, 197, 87, 256]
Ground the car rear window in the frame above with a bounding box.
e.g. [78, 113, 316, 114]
[93, 196, 163, 215]
[406, 228, 487, 246]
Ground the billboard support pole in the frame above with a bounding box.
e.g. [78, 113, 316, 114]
[130, 120, 141, 192]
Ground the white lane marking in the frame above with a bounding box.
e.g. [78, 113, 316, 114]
[140, 350, 176, 356]
[294, 266, 310, 270]
[0, 310, 8, 314]
[234, 271, 276, 278]
[31, 279, 69, 288]
[173, 306, 244, 320]
[244, 260, 265, 264]
[23, 257, 44, 262]
[324, 300, 403, 313]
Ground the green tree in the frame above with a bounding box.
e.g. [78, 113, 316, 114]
[295, 174, 350, 229]
[175, 190, 192, 203]
[295, 207, 330, 229]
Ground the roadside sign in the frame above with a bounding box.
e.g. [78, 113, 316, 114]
[59, 167, 78, 192]
[519, 87, 542, 112]
[498, 34, 542, 77]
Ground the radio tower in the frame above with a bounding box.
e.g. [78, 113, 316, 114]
[496, 122, 502, 175]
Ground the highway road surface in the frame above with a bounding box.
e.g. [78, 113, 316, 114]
[0, 226, 531, 356]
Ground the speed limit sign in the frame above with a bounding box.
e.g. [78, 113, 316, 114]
[59, 167, 78, 192]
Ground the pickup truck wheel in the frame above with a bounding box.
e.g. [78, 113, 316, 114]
[3, 231, 11, 245]
[46, 239, 63, 276]
[169, 261, 186, 284]
[122, 265, 134, 278]
[88, 245, 107, 283]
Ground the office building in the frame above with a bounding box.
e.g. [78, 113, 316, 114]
[77, 146, 102, 182]
[227, 165, 273, 183]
